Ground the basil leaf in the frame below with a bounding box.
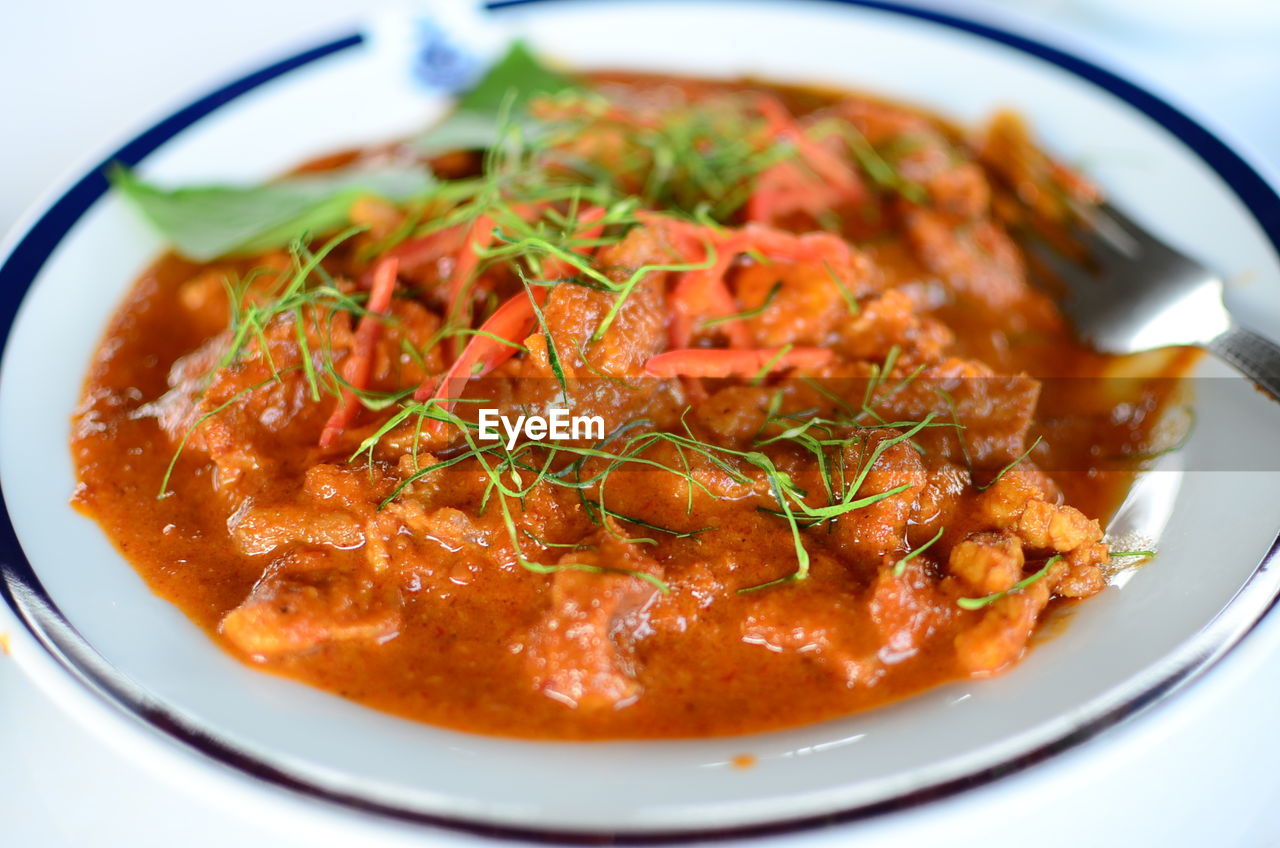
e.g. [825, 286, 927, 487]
[413, 40, 578, 155]
[110, 164, 435, 261]
[455, 40, 576, 114]
[412, 111, 525, 156]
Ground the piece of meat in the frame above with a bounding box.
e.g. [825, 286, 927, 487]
[867, 562, 948, 665]
[513, 227, 673, 434]
[835, 289, 952, 363]
[524, 538, 663, 711]
[948, 531, 1023, 595]
[833, 96, 991, 220]
[228, 502, 365, 557]
[530, 226, 670, 381]
[733, 254, 872, 348]
[904, 209, 1030, 310]
[365, 498, 499, 581]
[220, 551, 402, 659]
[1015, 499, 1103, 552]
[149, 325, 319, 495]
[974, 469, 1053, 528]
[692, 385, 771, 448]
[151, 298, 440, 498]
[302, 462, 394, 510]
[592, 437, 766, 536]
[909, 458, 970, 535]
[953, 559, 1064, 674]
[922, 162, 991, 219]
[826, 428, 927, 562]
[863, 356, 1042, 469]
[976, 110, 1100, 226]
[740, 588, 883, 688]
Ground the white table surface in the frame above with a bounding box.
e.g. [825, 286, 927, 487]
[3, 1, 1279, 845]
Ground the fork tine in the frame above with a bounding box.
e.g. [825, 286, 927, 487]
[1064, 201, 1143, 260]
[1093, 200, 1149, 240]
[1022, 233, 1097, 293]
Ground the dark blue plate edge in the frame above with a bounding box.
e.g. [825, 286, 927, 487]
[0, 1, 1277, 844]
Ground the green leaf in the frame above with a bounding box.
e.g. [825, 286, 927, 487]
[412, 111, 525, 156]
[456, 40, 576, 114]
[110, 164, 435, 261]
[413, 40, 579, 155]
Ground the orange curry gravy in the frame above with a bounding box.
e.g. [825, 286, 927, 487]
[71, 73, 1195, 739]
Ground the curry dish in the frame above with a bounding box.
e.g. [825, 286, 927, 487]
[72, 48, 1191, 739]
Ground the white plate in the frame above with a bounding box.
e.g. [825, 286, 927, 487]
[2, 0, 1279, 840]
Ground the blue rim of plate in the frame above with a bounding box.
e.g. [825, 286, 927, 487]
[1, 0, 1278, 842]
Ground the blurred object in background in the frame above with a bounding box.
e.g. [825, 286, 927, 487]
[1072, 0, 1280, 38]
[984, 0, 1280, 165]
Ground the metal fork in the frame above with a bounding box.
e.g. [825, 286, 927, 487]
[1026, 200, 1280, 400]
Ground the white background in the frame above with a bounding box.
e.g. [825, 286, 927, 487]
[2, 0, 1279, 845]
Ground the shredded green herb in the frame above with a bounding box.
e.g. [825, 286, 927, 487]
[700, 281, 782, 329]
[957, 555, 1062, 610]
[893, 527, 945, 577]
[976, 435, 1044, 491]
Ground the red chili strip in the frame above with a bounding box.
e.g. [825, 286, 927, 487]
[319, 257, 400, 448]
[644, 346, 832, 379]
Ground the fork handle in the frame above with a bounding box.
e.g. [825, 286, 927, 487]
[1209, 323, 1280, 401]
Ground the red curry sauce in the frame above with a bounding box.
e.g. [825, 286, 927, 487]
[71, 72, 1192, 739]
